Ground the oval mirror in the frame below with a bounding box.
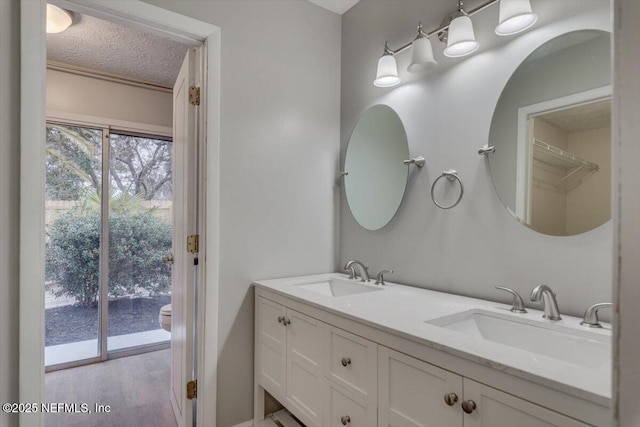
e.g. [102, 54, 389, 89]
[344, 105, 410, 230]
[488, 30, 611, 236]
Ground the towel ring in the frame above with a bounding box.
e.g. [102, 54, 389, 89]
[431, 170, 464, 210]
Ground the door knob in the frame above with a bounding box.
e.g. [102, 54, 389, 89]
[341, 415, 351, 425]
[162, 254, 174, 265]
[341, 357, 352, 367]
[462, 400, 477, 414]
[444, 393, 458, 406]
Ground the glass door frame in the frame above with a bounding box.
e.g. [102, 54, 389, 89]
[45, 118, 172, 372]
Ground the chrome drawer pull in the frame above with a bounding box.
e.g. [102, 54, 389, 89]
[341, 357, 352, 367]
[341, 415, 351, 425]
[462, 400, 477, 414]
[444, 393, 458, 406]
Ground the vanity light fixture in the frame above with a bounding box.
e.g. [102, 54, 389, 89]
[442, 1, 479, 58]
[47, 4, 74, 34]
[373, 0, 537, 87]
[374, 42, 402, 87]
[495, 0, 538, 36]
[408, 24, 437, 74]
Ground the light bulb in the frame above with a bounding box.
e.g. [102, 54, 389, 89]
[408, 36, 438, 74]
[374, 54, 401, 87]
[47, 4, 73, 34]
[443, 15, 479, 58]
[495, 0, 538, 36]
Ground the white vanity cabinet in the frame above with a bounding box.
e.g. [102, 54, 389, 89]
[256, 297, 325, 427]
[256, 296, 378, 427]
[254, 286, 607, 427]
[378, 347, 590, 427]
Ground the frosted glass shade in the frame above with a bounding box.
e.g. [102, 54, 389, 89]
[46, 4, 73, 34]
[443, 15, 479, 58]
[374, 55, 401, 87]
[496, 0, 538, 36]
[408, 37, 438, 74]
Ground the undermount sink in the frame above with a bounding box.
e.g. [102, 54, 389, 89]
[295, 278, 384, 297]
[427, 309, 611, 369]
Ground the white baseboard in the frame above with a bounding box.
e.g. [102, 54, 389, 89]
[231, 420, 253, 427]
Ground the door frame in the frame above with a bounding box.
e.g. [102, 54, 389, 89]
[19, 1, 221, 426]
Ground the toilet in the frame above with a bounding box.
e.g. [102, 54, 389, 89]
[159, 304, 172, 332]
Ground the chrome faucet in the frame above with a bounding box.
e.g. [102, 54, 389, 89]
[375, 269, 393, 285]
[495, 286, 527, 313]
[530, 285, 562, 320]
[580, 302, 612, 328]
[343, 260, 370, 282]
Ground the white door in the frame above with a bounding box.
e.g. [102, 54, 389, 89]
[171, 47, 199, 427]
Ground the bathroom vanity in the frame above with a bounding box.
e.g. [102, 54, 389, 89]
[253, 274, 611, 427]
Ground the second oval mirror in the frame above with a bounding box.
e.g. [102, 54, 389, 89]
[488, 30, 611, 236]
[344, 105, 409, 231]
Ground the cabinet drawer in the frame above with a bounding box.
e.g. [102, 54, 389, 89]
[324, 380, 377, 427]
[378, 346, 462, 427]
[327, 326, 377, 403]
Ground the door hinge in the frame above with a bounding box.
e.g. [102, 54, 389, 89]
[189, 86, 201, 106]
[186, 380, 197, 400]
[187, 234, 199, 253]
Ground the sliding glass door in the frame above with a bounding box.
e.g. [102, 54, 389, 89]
[107, 132, 173, 352]
[44, 123, 172, 369]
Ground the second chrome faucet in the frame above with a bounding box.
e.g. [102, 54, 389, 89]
[530, 285, 562, 321]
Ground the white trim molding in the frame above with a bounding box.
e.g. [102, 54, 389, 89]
[20, 1, 221, 426]
[612, 0, 640, 425]
[47, 110, 173, 138]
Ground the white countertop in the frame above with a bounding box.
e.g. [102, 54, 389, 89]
[254, 273, 612, 407]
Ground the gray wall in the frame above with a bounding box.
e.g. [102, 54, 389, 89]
[141, 2, 341, 426]
[340, 0, 612, 317]
[0, 0, 20, 426]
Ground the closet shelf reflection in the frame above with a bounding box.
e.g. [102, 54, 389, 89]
[532, 138, 599, 192]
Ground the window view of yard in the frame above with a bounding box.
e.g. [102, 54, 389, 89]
[45, 123, 173, 365]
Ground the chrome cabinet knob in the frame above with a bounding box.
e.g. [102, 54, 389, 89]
[462, 400, 477, 414]
[341, 357, 352, 367]
[341, 415, 351, 425]
[444, 393, 458, 406]
[162, 254, 174, 265]
[277, 316, 285, 324]
[283, 318, 291, 326]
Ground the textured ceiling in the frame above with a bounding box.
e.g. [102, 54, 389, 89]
[307, 0, 360, 14]
[538, 99, 611, 134]
[47, 13, 189, 88]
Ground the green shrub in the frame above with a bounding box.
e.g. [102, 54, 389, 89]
[46, 209, 172, 306]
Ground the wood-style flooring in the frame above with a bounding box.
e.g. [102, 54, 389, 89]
[45, 349, 177, 427]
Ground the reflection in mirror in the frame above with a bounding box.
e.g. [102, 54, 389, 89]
[488, 30, 611, 236]
[344, 105, 409, 231]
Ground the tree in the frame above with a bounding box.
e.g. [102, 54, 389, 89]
[45, 124, 172, 202]
[46, 125, 101, 200]
[109, 134, 172, 200]
[46, 207, 172, 306]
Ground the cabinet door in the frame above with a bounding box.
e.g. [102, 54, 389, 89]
[378, 347, 463, 427]
[325, 380, 377, 427]
[286, 309, 325, 427]
[257, 297, 287, 399]
[327, 326, 378, 404]
[462, 379, 590, 427]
